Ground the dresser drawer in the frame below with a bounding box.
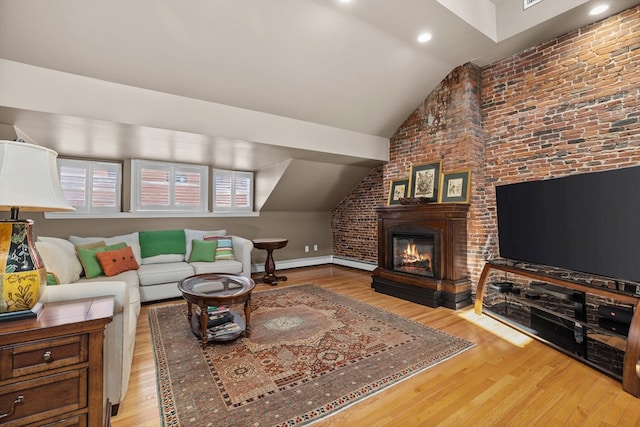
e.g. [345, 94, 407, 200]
[0, 335, 87, 380]
[0, 368, 87, 426]
[39, 414, 87, 427]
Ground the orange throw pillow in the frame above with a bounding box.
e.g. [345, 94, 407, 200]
[96, 246, 139, 277]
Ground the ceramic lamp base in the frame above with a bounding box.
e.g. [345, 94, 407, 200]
[0, 220, 45, 313]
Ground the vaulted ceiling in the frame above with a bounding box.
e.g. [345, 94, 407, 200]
[0, 0, 635, 211]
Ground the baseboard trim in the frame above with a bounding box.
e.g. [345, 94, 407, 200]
[331, 257, 377, 271]
[251, 256, 376, 273]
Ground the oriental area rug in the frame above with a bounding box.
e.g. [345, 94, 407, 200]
[149, 284, 474, 427]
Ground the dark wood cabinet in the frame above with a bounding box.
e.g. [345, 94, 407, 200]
[0, 297, 114, 426]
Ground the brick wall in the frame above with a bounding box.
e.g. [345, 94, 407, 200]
[333, 5, 640, 289]
[332, 165, 383, 263]
[333, 63, 487, 271]
[482, 6, 640, 267]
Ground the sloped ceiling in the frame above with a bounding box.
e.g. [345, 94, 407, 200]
[256, 159, 375, 211]
[0, 0, 636, 211]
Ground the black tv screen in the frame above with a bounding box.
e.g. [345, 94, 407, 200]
[495, 166, 640, 284]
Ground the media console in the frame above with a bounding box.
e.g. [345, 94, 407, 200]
[475, 261, 640, 398]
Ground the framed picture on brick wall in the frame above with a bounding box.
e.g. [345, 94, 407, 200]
[388, 179, 409, 205]
[439, 170, 470, 203]
[409, 161, 441, 202]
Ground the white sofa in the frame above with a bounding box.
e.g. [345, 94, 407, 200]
[35, 229, 254, 416]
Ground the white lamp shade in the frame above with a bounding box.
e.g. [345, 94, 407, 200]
[0, 140, 75, 212]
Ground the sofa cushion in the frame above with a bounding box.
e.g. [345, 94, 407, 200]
[96, 246, 139, 277]
[69, 233, 142, 265]
[137, 262, 194, 286]
[141, 254, 185, 265]
[204, 235, 235, 260]
[77, 242, 128, 279]
[184, 228, 226, 259]
[77, 269, 139, 289]
[190, 259, 243, 275]
[188, 239, 218, 262]
[35, 238, 83, 284]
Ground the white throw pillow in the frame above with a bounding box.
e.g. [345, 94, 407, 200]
[35, 237, 83, 283]
[184, 229, 226, 259]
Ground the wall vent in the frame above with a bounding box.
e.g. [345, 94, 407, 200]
[524, 0, 543, 9]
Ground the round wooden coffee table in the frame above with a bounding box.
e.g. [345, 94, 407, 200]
[178, 273, 255, 350]
[252, 238, 288, 285]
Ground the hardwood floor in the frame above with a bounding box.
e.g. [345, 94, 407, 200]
[111, 265, 640, 427]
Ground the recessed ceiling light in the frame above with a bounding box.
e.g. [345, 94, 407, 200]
[417, 32, 432, 43]
[589, 4, 609, 16]
[338, 0, 352, 3]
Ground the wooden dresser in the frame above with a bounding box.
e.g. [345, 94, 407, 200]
[0, 296, 114, 426]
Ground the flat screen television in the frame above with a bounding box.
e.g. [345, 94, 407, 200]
[495, 165, 640, 284]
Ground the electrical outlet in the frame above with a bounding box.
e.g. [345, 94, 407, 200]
[313, 244, 318, 251]
[305, 245, 309, 252]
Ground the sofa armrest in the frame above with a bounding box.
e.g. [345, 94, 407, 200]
[41, 281, 129, 315]
[231, 235, 254, 278]
[40, 281, 137, 408]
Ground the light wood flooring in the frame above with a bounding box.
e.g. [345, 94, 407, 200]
[111, 265, 640, 427]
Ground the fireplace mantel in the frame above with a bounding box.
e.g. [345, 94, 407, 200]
[372, 203, 471, 309]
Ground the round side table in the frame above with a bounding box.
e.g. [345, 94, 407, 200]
[178, 273, 255, 350]
[252, 238, 288, 285]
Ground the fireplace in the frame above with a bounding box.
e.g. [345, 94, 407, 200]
[372, 204, 471, 309]
[391, 231, 438, 278]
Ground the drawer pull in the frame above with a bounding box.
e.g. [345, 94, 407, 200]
[0, 395, 24, 419]
[42, 350, 53, 362]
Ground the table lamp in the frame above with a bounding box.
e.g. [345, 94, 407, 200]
[0, 140, 74, 317]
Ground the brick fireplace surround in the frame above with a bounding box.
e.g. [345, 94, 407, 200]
[333, 5, 640, 293]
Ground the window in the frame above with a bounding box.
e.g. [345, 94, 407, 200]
[57, 159, 121, 213]
[53, 159, 253, 217]
[213, 169, 253, 212]
[131, 159, 208, 212]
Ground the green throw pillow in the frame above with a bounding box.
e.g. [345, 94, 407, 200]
[46, 273, 59, 286]
[77, 242, 128, 279]
[139, 229, 186, 258]
[188, 239, 218, 262]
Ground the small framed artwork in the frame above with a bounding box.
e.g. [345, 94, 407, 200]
[409, 161, 441, 202]
[388, 179, 409, 205]
[440, 170, 471, 203]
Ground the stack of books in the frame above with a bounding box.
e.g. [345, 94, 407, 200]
[195, 305, 242, 339]
[196, 305, 231, 323]
[195, 305, 229, 316]
[207, 321, 243, 339]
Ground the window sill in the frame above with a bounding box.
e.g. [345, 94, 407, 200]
[44, 211, 260, 219]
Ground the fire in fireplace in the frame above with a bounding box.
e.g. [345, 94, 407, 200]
[392, 234, 435, 277]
